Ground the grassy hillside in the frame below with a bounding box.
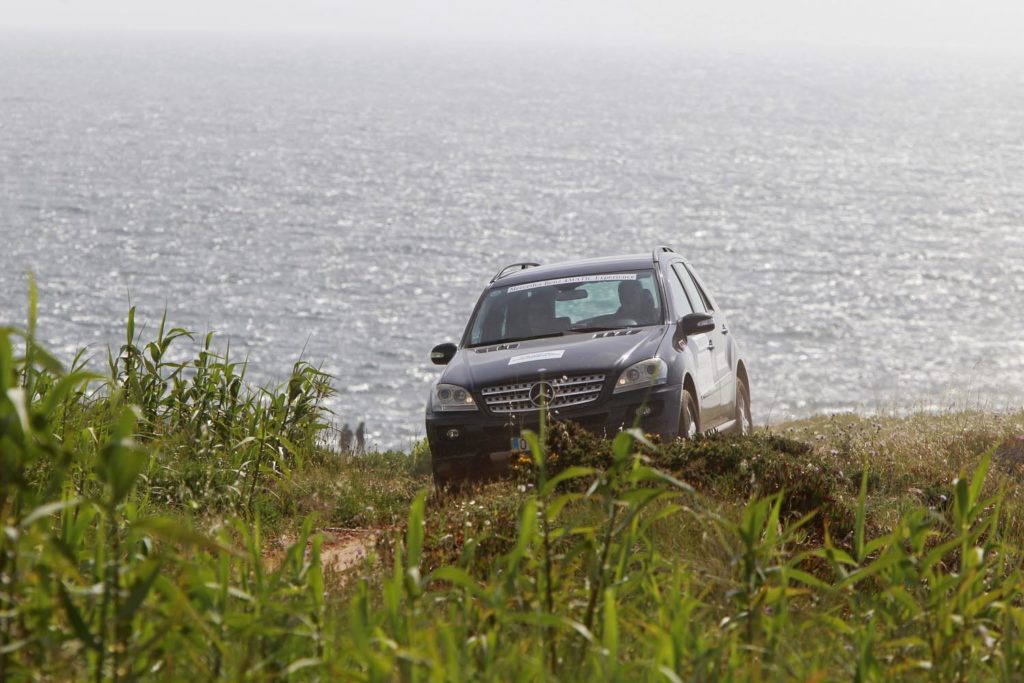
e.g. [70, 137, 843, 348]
[2, 296, 1024, 680]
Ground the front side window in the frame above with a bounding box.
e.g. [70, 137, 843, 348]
[665, 266, 695, 317]
[683, 264, 716, 311]
[673, 263, 708, 313]
[467, 269, 663, 346]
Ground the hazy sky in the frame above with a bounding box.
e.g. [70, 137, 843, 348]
[2, 0, 1023, 52]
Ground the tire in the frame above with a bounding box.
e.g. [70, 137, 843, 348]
[432, 464, 452, 490]
[679, 388, 700, 440]
[732, 378, 753, 435]
[433, 467, 474, 493]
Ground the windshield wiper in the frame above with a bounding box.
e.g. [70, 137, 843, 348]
[470, 331, 565, 348]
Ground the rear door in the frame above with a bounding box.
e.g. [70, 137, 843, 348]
[679, 262, 735, 426]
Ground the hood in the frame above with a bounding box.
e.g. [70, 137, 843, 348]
[439, 326, 668, 388]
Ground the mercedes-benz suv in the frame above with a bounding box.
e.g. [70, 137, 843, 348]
[425, 246, 752, 484]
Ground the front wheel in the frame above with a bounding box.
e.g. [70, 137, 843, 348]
[679, 389, 699, 440]
[732, 378, 753, 435]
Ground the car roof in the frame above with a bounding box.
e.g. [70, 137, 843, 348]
[490, 253, 661, 289]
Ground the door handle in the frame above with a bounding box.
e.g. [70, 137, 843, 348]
[721, 325, 729, 335]
[707, 340, 715, 351]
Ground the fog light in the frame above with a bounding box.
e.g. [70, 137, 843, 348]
[446, 428, 461, 439]
[637, 406, 653, 417]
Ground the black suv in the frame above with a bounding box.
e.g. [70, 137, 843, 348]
[425, 246, 752, 483]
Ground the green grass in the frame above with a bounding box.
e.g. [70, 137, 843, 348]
[3, 286, 1024, 680]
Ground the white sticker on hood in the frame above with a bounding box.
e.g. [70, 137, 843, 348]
[509, 350, 565, 365]
[507, 273, 636, 293]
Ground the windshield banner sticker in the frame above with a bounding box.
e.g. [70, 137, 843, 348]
[508, 350, 565, 365]
[507, 273, 637, 293]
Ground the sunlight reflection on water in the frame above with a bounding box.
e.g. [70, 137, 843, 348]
[2, 36, 1022, 448]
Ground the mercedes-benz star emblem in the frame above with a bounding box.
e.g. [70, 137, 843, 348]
[529, 381, 555, 407]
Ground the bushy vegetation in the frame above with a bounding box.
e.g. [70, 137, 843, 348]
[3, 287, 1024, 680]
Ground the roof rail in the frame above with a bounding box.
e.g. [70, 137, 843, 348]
[652, 245, 675, 262]
[490, 262, 541, 283]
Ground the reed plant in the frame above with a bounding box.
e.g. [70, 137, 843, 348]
[2, 281, 1024, 680]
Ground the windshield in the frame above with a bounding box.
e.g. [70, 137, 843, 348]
[466, 269, 663, 347]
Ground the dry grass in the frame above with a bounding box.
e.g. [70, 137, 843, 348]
[775, 410, 1024, 538]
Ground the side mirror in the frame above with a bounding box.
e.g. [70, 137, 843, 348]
[430, 342, 458, 365]
[674, 312, 715, 346]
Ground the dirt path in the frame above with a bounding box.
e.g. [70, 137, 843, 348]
[317, 527, 378, 575]
[267, 527, 381, 588]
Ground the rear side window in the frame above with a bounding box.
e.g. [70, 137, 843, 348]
[672, 264, 708, 313]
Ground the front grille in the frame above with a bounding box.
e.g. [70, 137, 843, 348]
[481, 374, 606, 413]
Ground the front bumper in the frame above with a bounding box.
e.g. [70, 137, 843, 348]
[425, 383, 682, 479]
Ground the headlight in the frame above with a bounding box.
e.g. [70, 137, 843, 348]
[432, 383, 478, 411]
[613, 359, 668, 394]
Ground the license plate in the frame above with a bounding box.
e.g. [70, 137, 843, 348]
[510, 436, 528, 452]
